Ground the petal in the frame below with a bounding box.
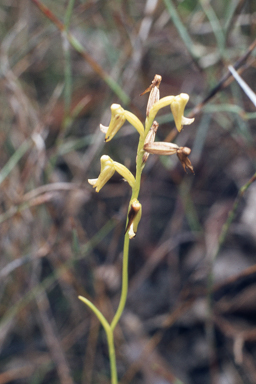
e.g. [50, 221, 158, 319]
[100, 124, 108, 134]
[181, 116, 195, 126]
[88, 178, 98, 186]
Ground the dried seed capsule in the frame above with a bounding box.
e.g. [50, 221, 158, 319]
[144, 141, 179, 155]
[140, 74, 162, 116]
[142, 121, 159, 164]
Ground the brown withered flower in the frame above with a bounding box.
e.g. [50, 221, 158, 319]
[176, 147, 194, 174]
[143, 142, 194, 174]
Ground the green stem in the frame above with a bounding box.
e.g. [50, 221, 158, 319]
[107, 324, 118, 384]
[111, 232, 130, 331]
[79, 296, 118, 384]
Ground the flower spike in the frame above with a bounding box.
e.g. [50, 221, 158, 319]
[88, 155, 115, 192]
[170, 94, 194, 132]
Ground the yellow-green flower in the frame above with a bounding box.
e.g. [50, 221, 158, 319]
[88, 155, 115, 192]
[100, 104, 144, 142]
[170, 94, 194, 132]
[148, 93, 194, 132]
[88, 155, 136, 192]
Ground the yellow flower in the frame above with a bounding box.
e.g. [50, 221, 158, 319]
[148, 93, 194, 132]
[88, 155, 115, 192]
[88, 156, 136, 192]
[100, 104, 144, 142]
[170, 94, 194, 132]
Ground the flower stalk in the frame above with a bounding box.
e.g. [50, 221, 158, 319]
[80, 75, 195, 383]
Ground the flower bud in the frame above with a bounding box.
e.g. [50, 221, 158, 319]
[170, 94, 194, 132]
[125, 199, 142, 239]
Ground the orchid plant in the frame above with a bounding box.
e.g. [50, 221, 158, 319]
[79, 75, 194, 384]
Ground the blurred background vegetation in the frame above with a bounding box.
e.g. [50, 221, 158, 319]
[0, 0, 256, 383]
